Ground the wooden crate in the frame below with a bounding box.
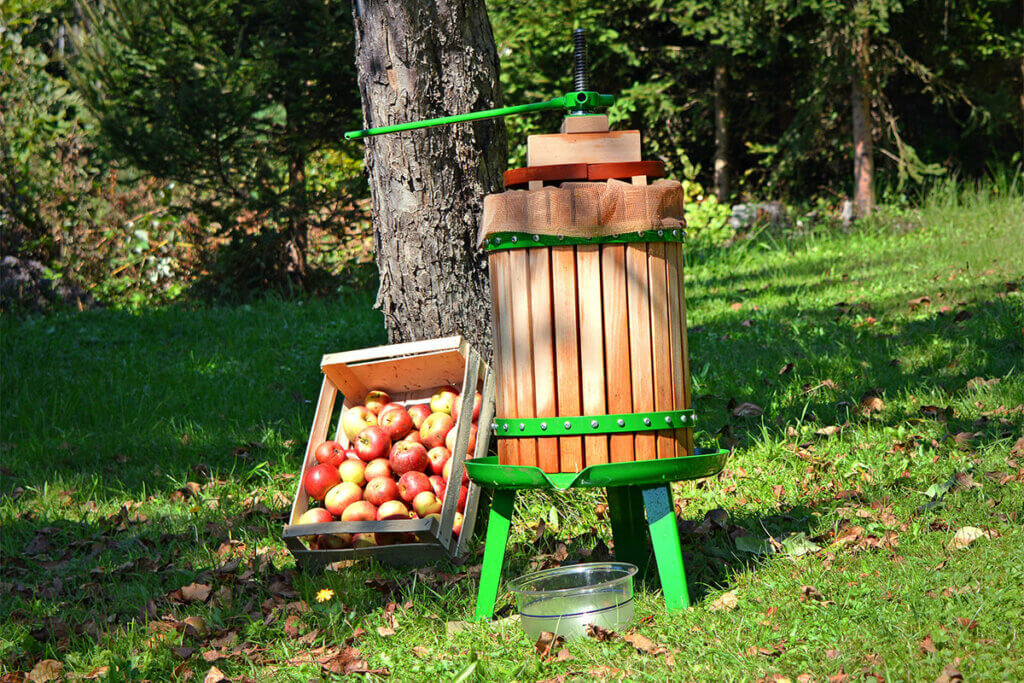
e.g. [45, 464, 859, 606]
[282, 336, 495, 568]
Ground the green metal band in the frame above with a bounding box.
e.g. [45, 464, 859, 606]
[492, 410, 696, 437]
[485, 229, 685, 252]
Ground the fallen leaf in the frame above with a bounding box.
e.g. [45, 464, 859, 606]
[948, 526, 988, 550]
[966, 377, 999, 391]
[284, 615, 302, 638]
[799, 585, 832, 604]
[710, 591, 738, 611]
[829, 669, 849, 683]
[183, 615, 209, 639]
[411, 646, 430, 659]
[376, 626, 395, 637]
[556, 648, 574, 661]
[859, 395, 885, 415]
[320, 646, 370, 675]
[534, 631, 564, 659]
[586, 624, 617, 641]
[203, 665, 228, 683]
[181, 582, 212, 603]
[933, 663, 963, 682]
[825, 649, 840, 660]
[622, 632, 670, 655]
[201, 651, 227, 663]
[82, 665, 110, 680]
[730, 302, 743, 310]
[779, 362, 794, 375]
[446, 620, 472, 636]
[955, 617, 977, 631]
[27, 660, 63, 682]
[172, 646, 195, 659]
[919, 635, 937, 654]
[587, 666, 624, 680]
[909, 296, 931, 308]
[815, 425, 842, 438]
[732, 402, 763, 418]
[210, 631, 238, 649]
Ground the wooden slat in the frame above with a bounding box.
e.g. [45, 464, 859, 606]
[648, 242, 675, 460]
[529, 248, 560, 473]
[675, 242, 695, 455]
[666, 242, 693, 456]
[626, 244, 656, 461]
[289, 377, 338, 525]
[321, 336, 461, 366]
[527, 130, 642, 166]
[551, 246, 583, 472]
[490, 251, 519, 465]
[577, 244, 609, 467]
[601, 244, 633, 463]
[509, 248, 538, 468]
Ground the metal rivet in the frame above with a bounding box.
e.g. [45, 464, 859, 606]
[540, 422, 547, 430]
[637, 230, 645, 237]
[665, 415, 673, 424]
[558, 235, 565, 240]
[672, 229, 679, 237]
[591, 420, 599, 428]
[518, 422, 525, 431]
[491, 422, 498, 430]
[493, 237, 501, 244]
[692, 414, 697, 423]
[658, 229, 664, 237]
[502, 423, 509, 431]
[617, 418, 625, 427]
[643, 417, 652, 426]
[564, 421, 572, 430]
[511, 235, 518, 243]
[532, 234, 540, 242]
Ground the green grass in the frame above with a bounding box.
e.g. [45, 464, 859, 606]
[2, 184, 1023, 681]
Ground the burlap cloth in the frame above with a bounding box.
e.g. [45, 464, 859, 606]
[478, 179, 685, 248]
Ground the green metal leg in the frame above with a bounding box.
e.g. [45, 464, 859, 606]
[641, 484, 690, 612]
[474, 488, 515, 621]
[606, 486, 651, 579]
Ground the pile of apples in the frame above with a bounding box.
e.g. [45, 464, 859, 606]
[295, 384, 481, 550]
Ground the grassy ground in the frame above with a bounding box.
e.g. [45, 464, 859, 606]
[2, 183, 1022, 681]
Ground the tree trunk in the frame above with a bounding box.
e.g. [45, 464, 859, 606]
[351, 0, 506, 356]
[713, 61, 729, 203]
[286, 149, 309, 286]
[851, 26, 875, 218]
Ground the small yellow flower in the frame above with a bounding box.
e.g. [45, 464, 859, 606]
[315, 588, 335, 603]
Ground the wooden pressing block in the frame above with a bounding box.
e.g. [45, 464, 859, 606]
[527, 130, 642, 167]
[560, 114, 609, 134]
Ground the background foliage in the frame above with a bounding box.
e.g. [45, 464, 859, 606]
[0, 0, 1021, 306]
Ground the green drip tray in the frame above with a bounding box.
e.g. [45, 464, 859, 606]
[465, 448, 729, 491]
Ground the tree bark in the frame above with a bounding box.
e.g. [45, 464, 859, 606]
[713, 61, 729, 203]
[851, 26, 875, 218]
[351, 0, 506, 356]
[286, 148, 309, 286]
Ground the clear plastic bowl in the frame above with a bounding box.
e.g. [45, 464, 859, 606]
[506, 562, 638, 639]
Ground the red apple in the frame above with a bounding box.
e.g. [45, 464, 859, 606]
[374, 532, 399, 546]
[401, 431, 423, 445]
[419, 512, 443, 541]
[297, 507, 333, 525]
[364, 458, 392, 481]
[341, 406, 377, 443]
[307, 537, 319, 550]
[412, 491, 442, 517]
[377, 499, 411, 521]
[364, 390, 391, 415]
[351, 532, 377, 548]
[429, 385, 459, 415]
[340, 500, 377, 522]
[407, 404, 432, 429]
[445, 421, 478, 454]
[364, 476, 400, 506]
[389, 440, 429, 475]
[378, 403, 413, 441]
[339, 459, 366, 486]
[316, 533, 351, 549]
[429, 475, 445, 498]
[443, 456, 469, 486]
[314, 440, 346, 467]
[427, 447, 451, 476]
[344, 448, 361, 461]
[324, 481, 363, 516]
[355, 425, 391, 462]
[455, 484, 469, 513]
[398, 471, 432, 503]
[453, 392, 482, 423]
[452, 511, 465, 536]
[421, 412, 455, 450]
[304, 463, 342, 501]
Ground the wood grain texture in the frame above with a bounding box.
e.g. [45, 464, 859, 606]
[601, 244, 633, 463]
[490, 251, 519, 465]
[647, 242, 675, 460]
[527, 130, 641, 166]
[675, 242, 695, 454]
[577, 244, 609, 467]
[509, 248, 538, 467]
[551, 246, 583, 472]
[529, 248, 560, 473]
[626, 244, 656, 461]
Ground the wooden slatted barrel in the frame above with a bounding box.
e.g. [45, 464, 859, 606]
[482, 119, 695, 473]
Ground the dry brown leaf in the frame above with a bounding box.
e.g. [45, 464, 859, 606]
[210, 631, 238, 649]
[919, 635, 937, 654]
[27, 660, 63, 682]
[203, 665, 228, 683]
[534, 631, 564, 659]
[710, 590, 738, 611]
[182, 616, 209, 639]
[829, 669, 849, 683]
[181, 583, 212, 603]
[732, 402, 764, 418]
[909, 296, 931, 308]
[376, 626, 396, 638]
[587, 666, 625, 680]
[201, 650, 227, 664]
[779, 362, 795, 375]
[320, 646, 371, 675]
[556, 648, 574, 661]
[622, 632, 670, 655]
[411, 646, 430, 659]
[586, 624, 617, 641]
[815, 425, 842, 438]
[82, 666, 110, 680]
[934, 663, 963, 682]
[955, 617, 978, 631]
[825, 649, 840, 660]
[284, 615, 302, 638]
[860, 395, 885, 415]
[948, 526, 988, 550]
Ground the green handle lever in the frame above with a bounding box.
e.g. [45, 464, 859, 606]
[344, 90, 615, 140]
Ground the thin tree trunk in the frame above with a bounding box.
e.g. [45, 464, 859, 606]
[851, 26, 875, 218]
[713, 61, 729, 203]
[351, 0, 506, 356]
[286, 149, 309, 285]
